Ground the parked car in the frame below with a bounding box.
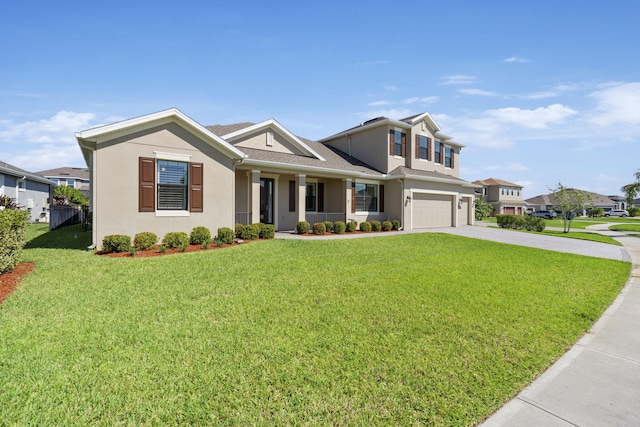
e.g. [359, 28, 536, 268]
[529, 210, 557, 219]
[604, 209, 629, 217]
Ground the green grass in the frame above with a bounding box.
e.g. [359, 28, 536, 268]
[609, 223, 640, 232]
[537, 230, 622, 245]
[0, 227, 630, 426]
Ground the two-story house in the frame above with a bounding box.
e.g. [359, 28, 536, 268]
[37, 167, 90, 197]
[0, 161, 56, 222]
[75, 108, 478, 248]
[472, 178, 524, 215]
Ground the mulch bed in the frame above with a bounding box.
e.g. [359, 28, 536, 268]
[96, 241, 249, 258]
[296, 230, 399, 236]
[0, 262, 36, 305]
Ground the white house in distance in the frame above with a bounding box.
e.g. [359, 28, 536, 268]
[0, 160, 56, 222]
[75, 108, 479, 248]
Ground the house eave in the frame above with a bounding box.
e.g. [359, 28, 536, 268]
[318, 117, 411, 143]
[241, 158, 385, 179]
[393, 172, 479, 188]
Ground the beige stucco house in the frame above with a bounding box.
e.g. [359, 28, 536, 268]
[76, 108, 478, 248]
[473, 178, 525, 215]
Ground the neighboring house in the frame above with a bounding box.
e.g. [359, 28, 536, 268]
[472, 178, 524, 215]
[525, 189, 617, 213]
[75, 108, 478, 248]
[0, 161, 56, 222]
[37, 166, 90, 197]
[607, 195, 627, 210]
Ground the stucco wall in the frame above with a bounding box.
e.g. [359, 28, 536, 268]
[92, 122, 236, 248]
[233, 132, 305, 156]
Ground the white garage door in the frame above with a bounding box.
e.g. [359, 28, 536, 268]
[412, 193, 453, 228]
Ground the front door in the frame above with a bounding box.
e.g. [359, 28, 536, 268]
[260, 178, 274, 224]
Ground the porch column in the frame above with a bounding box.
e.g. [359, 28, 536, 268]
[343, 178, 352, 222]
[251, 170, 261, 224]
[296, 174, 306, 223]
[452, 194, 459, 227]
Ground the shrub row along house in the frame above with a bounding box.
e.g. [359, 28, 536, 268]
[75, 108, 478, 248]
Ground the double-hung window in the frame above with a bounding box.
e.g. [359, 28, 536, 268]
[389, 130, 406, 157]
[418, 135, 430, 160]
[305, 182, 317, 211]
[435, 141, 442, 164]
[354, 183, 378, 212]
[444, 146, 453, 168]
[157, 160, 188, 210]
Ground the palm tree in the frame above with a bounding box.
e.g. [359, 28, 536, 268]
[621, 170, 640, 206]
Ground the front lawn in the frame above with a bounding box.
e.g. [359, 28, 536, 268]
[609, 223, 640, 232]
[0, 228, 630, 426]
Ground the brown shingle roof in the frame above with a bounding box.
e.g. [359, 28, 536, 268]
[472, 178, 522, 187]
[37, 166, 89, 180]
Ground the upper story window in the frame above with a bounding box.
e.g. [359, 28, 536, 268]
[389, 130, 406, 157]
[355, 182, 378, 212]
[17, 179, 26, 191]
[157, 160, 188, 210]
[418, 135, 430, 160]
[444, 147, 453, 168]
[501, 186, 505, 195]
[435, 141, 443, 163]
[305, 182, 317, 211]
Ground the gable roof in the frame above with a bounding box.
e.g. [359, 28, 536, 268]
[214, 119, 326, 161]
[75, 108, 245, 160]
[0, 160, 57, 186]
[473, 178, 522, 188]
[37, 166, 89, 180]
[525, 189, 615, 207]
[389, 166, 479, 187]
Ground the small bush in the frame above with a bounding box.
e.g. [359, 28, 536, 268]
[381, 220, 393, 231]
[0, 209, 28, 273]
[217, 227, 235, 245]
[587, 207, 604, 217]
[370, 220, 381, 231]
[190, 226, 211, 245]
[235, 223, 245, 238]
[628, 206, 640, 217]
[241, 223, 260, 240]
[345, 221, 358, 232]
[496, 214, 528, 230]
[259, 223, 275, 239]
[102, 234, 131, 253]
[359, 221, 372, 232]
[159, 245, 167, 253]
[313, 222, 326, 235]
[133, 232, 158, 251]
[334, 221, 346, 234]
[162, 232, 189, 249]
[322, 221, 333, 233]
[296, 221, 310, 234]
[392, 219, 401, 230]
[524, 216, 546, 232]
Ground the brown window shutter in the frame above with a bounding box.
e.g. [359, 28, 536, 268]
[189, 162, 203, 212]
[379, 184, 384, 213]
[317, 182, 324, 212]
[401, 133, 406, 157]
[351, 181, 356, 213]
[451, 149, 455, 168]
[415, 135, 420, 158]
[389, 130, 394, 155]
[289, 180, 295, 212]
[139, 157, 155, 212]
[427, 137, 432, 161]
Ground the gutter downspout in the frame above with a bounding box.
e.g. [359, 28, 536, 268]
[397, 178, 405, 230]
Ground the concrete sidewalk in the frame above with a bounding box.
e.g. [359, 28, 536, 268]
[480, 224, 640, 426]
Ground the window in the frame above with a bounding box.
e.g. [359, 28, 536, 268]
[501, 186, 505, 195]
[157, 160, 188, 210]
[435, 141, 443, 164]
[354, 183, 378, 212]
[389, 130, 406, 157]
[417, 135, 430, 160]
[17, 179, 26, 191]
[305, 182, 317, 211]
[139, 157, 203, 213]
[444, 146, 453, 168]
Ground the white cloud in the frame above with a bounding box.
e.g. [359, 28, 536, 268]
[368, 100, 392, 106]
[504, 56, 529, 63]
[384, 85, 397, 91]
[486, 104, 578, 129]
[0, 111, 97, 144]
[404, 96, 438, 104]
[523, 91, 558, 100]
[357, 108, 413, 120]
[440, 75, 476, 85]
[588, 82, 640, 126]
[458, 88, 499, 97]
[9, 144, 86, 171]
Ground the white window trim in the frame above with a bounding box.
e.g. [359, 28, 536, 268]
[154, 156, 191, 216]
[156, 210, 190, 217]
[305, 180, 318, 212]
[154, 151, 191, 162]
[354, 180, 380, 214]
[17, 178, 26, 191]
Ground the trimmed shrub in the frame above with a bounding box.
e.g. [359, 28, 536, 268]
[259, 223, 275, 239]
[296, 221, 310, 234]
[524, 216, 546, 232]
[370, 220, 381, 231]
[217, 227, 235, 244]
[345, 220, 358, 232]
[587, 207, 604, 217]
[392, 219, 401, 230]
[235, 223, 245, 238]
[359, 221, 372, 232]
[162, 232, 189, 249]
[333, 221, 346, 234]
[190, 226, 211, 245]
[0, 209, 28, 273]
[496, 214, 528, 230]
[133, 232, 158, 250]
[241, 223, 260, 240]
[381, 220, 393, 231]
[102, 234, 131, 253]
[323, 221, 333, 233]
[313, 222, 326, 235]
[628, 206, 640, 217]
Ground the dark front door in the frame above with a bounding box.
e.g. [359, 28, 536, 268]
[260, 178, 274, 224]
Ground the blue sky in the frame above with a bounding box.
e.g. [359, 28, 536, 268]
[1, 0, 639, 199]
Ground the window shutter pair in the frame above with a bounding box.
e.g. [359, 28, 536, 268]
[138, 157, 203, 212]
[415, 136, 432, 160]
[388, 130, 406, 157]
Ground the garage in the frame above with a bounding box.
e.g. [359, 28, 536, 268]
[458, 198, 470, 225]
[412, 193, 454, 228]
